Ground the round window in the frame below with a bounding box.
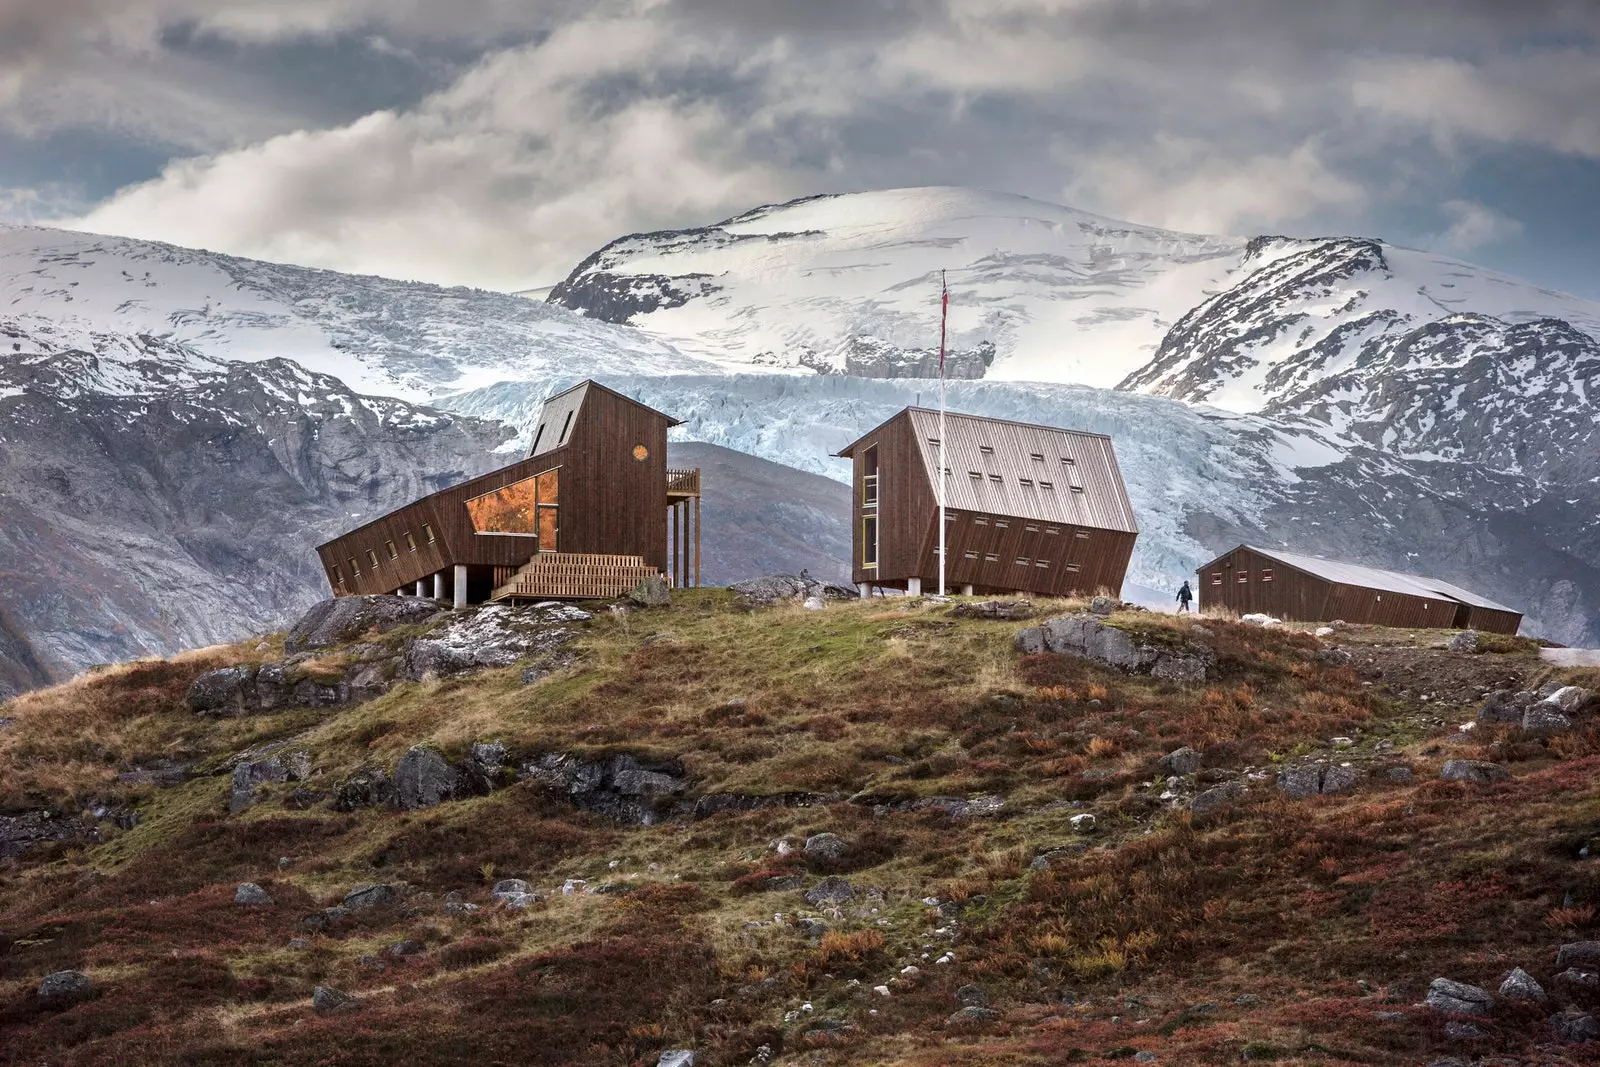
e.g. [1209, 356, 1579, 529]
[633, 444, 650, 461]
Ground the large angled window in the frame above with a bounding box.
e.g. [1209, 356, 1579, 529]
[466, 468, 559, 551]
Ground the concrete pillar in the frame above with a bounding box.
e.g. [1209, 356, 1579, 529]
[907, 577, 923, 597]
[453, 564, 469, 610]
[433, 572, 445, 600]
[961, 584, 975, 597]
[859, 583, 870, 600]
[414, 580, 426, 596]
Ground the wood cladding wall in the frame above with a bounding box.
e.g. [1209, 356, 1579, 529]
[316, 382, 676, 597]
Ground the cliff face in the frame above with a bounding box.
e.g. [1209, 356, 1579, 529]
[0, 335, 511, 697]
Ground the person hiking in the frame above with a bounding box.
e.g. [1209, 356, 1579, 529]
[1176, 580, 1194, 613]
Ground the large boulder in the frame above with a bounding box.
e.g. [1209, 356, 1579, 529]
[1524, 702, 1574, 734]
[1550, 686, 1592, 713]
[630, 576, 672, 607]
[285, 596, 443, 655]
[804, 876, 857, 906]
[1190, 780, 1245, 816]
[520, 753, 690, 825]
[1551, 1011, 1600, 1043]
[393, 747, 458, 809]
[1425, 978, 1493, 1016]
[1499, 968, 1547, 1003]
[1440, 760, 1510, 785]
[402, 604, 589, 682]
[343, 884, 399, 911]
[235, 882, 275, 906]
[229, 750, 312, 814]
[731, 575, 855, 607]
[1015, 615, 1214, 683]
[37, 970, 95, 1003]
[1477, 690, 1533, 725]
[803, 833, 850, 862]
[187, 667, 254, 715]
[333, 766, 394, 811]
[1158, 747, 1203, 777]
[951, 601, 1034, 621]
[1278, 763, 1359, 799]
[1556, 942, 1600, 969]
[1448, 630, 1480, 653]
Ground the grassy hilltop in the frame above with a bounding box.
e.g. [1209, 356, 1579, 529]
[1, 590, 1598, 1066]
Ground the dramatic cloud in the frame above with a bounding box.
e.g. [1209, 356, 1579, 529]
[3, 0, 1594, 289]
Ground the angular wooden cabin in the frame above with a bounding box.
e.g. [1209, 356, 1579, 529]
[836, 408, 1139, 597]
[316, 381, 702, 605]
[1196, 544, 1523, 634]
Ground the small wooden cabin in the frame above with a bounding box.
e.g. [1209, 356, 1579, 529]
[316, 381, 702, 605]
[1196, 544, 1523, 634]
[836, 408, 1139, 597]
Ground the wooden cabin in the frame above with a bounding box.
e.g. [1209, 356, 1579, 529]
[836, 408, 1139, 597]
[1196, 544, 1524, 634]
[316, 381, 702, 605]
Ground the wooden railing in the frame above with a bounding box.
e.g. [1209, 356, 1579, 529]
[491, 552, 663, 602]
[666, 468, 701, 498]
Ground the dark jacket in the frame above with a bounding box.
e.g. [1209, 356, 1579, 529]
[1177, 583, 1193, 602]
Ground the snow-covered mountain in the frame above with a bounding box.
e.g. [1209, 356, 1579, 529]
[0, 224, 718, 402]
[548, 187, 1244, 387]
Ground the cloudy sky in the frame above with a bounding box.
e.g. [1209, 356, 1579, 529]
[2, 0, 1598, 296]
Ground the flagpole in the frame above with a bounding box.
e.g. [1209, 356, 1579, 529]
[938, 270, 948, 598]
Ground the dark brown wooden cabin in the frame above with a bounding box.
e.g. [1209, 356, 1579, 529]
[315, 381, 702, 605]
[1196, 544, 1524, 634]
[836, 408, 1139, 598]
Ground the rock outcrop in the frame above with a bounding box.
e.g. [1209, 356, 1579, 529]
[1015, 615, 1214, 683]
[732, 575, 855, 607]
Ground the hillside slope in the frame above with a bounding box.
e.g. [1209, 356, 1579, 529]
[2, 593, 1597, 1065]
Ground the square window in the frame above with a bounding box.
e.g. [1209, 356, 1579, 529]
[979, 445, 995, 455]
[1237, 572, 1249, 583]
[1035, 559, 1050, 568]
[1066, 563, 1081, 573]
[1016, 557, 1030, 566]
[995, 520, 1010, 529]
[1212, 572, 1223, 586]
[349, 557, 361, 577]
[1262, 568, 1275, 582]
[1030, 452, 1045, 462]
[974, 516, 988, 526]
[989, 473, 1003, 484]
[385, 540, 398, 560]
[404, 532, 417, 552]
[367, 549, 381, 570]
[964, 550, 979, 560]
[423, 523, 436, 544]
[1075, 531, 1090, 540]
[332, 565, 344, 585]
[1025, 524, 1040, 533]
[1039, 481, 1055, 490]
[1062, 456, 1077, 466]
[1019, 478, 1035, 488]
[1070, 485, 1086, 494]
[985, 553, 1000, 563]
[928, 437, 941, 447]
[1045, 527, 1060, 536]
[968, 470, 982, 480]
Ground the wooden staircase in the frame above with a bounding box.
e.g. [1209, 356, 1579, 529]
[490, 552, 662, 603]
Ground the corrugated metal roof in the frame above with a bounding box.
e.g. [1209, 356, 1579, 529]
[1242, 545, 1520, 614]
[903, 408, 1139, 533]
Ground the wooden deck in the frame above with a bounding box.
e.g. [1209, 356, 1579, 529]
[667, 468, 701, 500]
[491, 552, 662, 602]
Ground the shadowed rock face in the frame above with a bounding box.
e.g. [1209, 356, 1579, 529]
[0, 346, 510, 699]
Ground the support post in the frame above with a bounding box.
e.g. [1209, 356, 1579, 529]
[415, 580, 426, 596]
[433, 572, 445, 600]
[675, 503, 684, 589]
[694, 495, 701, 589]
[907, 577, 923, 597]
[453, 564, 468, 610]
[961, 584, 975, 597]
[859, 584, 869, 600]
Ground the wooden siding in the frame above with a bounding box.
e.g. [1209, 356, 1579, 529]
[315, 379, 681, 598]
[1196, 544, 1522, 632]
[845, 409, 1136, 596]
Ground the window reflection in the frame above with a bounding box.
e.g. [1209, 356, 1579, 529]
[466, 468, 559, 551]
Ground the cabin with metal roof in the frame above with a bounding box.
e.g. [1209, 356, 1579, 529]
[315, 381, 702, 606]
[836, 407, 1139, 597]
[1196, 544, 1524, 634]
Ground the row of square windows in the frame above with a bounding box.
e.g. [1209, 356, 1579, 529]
[334, 523, 437, 584]
[956, 515, 1092, 538]
[1212, 570, 1274, 584]
[927, 439, 1078, 466]
[944, 548, 1081, 571]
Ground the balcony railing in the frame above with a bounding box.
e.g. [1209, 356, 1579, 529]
[666, 468, 701, 498]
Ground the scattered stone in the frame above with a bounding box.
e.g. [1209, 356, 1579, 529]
[954, 984, 990, 1007]
[1499, 968, 1546, 1002]
[1234, 994, 1260, 1007]
[1089, 596, 1118, 616]
[1190, 780, 1245, 816]
[343, 883, 398, 911]
[1315, 626, 1336, 638]
[1069, 813, 1096, 833]
[1379, 764, 1415, 784]
[797, 918, 828, 939]
[1477, 690, 1531, 725]
[1524, 702, 1575, 734]
[1550, 686, 1592, 712]
[286, 595, 443, 654]
[1424, 978, 1493, 1016]
[657, 1053, 696, 1067]
[1448, 630, 1480, 653]
[1539, 680, 1567, 699]
[312, 986, 357, 1014]
[945, 1006, 1002, 1026]
[229, 750, 312, 814]
[1015, 615, 1214, 683]
[1440, 760, 1510, 784]
[803, 833, 850, 861]
[1443, 1020, 1483, 1039]
[803, 596, 826, 611]
[443, 901, 480, 916]
[1316, 646, 1355, 667]
[630, 575, 671, 607]
[36, 970, 94, 1003]
[804, 876, 856, 907]
[1331, 736, 1355, 748]
[521, 666, 551, 686]
[298, 906, 351, 933]
[393, 746, 458, 809]
[1556, 942, 1600, 969]
[1240, 613, 1282, 627]
[389, 939, 425, 957]
[333, 766, 394, 810]
[235, 882, 275, 906]
[521, 753, 690, 825]
[288, 938, 310, 949]
[491, 878, 531, 901]
[1157, 747, 1202, 776]
[0, 811, 100, 860]
[1134, 1054, 1158, 1064]
[1551, 1011, 1600, 1043]
[950, 600, 1034, 621]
